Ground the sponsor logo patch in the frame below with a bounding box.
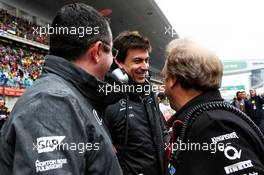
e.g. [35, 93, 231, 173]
[120, 106, 133, 111]
[211, 132, 239, 144]
[223, 146, 242, 160]
[36, 136, 65, 153]
[119, 99, 126, 107]
[35, 158, 67, 172]
[224, 160, 253, 174]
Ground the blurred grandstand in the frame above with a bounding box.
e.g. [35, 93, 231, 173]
[0, 2, 50, 107]
[0, 8, 49, 44]
[0, 42, 45, 88]
[221, 60, 264, 100]
[0, 0, 176, 108]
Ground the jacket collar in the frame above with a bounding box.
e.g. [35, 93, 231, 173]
[42, 55, 123, 108]
[167, 89, 223, 126]
[105, 71, 151, 101]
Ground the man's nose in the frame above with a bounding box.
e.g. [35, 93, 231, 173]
[141, 62, 149, 71]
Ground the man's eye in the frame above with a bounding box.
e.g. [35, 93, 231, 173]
[134, 60, 141, 64]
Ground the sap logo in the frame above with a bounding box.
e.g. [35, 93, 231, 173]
[36, 136, 65, 153]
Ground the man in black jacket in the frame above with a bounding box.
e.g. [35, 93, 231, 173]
[163, 39, 264, 175]
[231, 91, 245, 112]
[104, 31, 168, 175]
[0, 3, 122, 175]
[245, 89, 264, 126]
[0, 97, 9, 129]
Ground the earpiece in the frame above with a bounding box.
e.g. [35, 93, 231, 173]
[111, 68, 129, 84]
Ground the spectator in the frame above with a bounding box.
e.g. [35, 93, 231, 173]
[245, 89, 264, 126]
[241, 90, 248, 100]
[231, 91, 245, 112]
[23, 77, 33, 88]
[158, 92, 174, 121]
[0, 8, 49, 45]
[0, 97, 9, 129]
[0, 43, 45, 88]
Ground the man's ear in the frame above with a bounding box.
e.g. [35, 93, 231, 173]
[88, 41, 101, 63]
[114, 58, 124, 69]
[168, 76, 177, 89]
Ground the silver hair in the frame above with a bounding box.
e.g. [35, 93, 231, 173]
[164, 38, 223, 90]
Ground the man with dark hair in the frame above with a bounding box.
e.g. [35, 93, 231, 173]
[245, 89, 264, 126]
[104, 31, 168, 175]
[0, 97, 9, 129]
[49, 4, 112, 63]
[164, 39, 264, 175]
[0, 3, 122, 175]
[231, 91, 245, 112]
[241, 90, 248, 100]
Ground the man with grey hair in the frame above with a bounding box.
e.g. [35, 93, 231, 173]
[163, 39, 264, 175]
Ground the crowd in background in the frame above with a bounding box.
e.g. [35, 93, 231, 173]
[0, 43, 45, 88]
[157, 89, 264, 124]
[0, 8, 49, 45]
[157, 92, 175, 121]
[0, 6, 263, 132]
[231, 89, 264, 131]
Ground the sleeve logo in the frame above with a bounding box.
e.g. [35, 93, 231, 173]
[36, 136, 65, 153]
[224, 160, 253, 174]
[223, 146, 242, 160]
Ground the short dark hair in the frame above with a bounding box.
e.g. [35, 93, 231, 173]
[158, 92, 166, 100]
[236, 91, 242, 97]
[49, 3, 112, 61]
[113, 31, 151, 64]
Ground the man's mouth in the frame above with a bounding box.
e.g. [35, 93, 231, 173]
[136, 73, 145, 78]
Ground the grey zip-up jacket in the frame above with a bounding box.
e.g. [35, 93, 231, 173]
[0, 55, 123, 175]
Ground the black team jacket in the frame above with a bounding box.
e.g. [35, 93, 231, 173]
[167, 90, 264, 175]
[103, 80, 168, 175]
[0, 56, 123, 175]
